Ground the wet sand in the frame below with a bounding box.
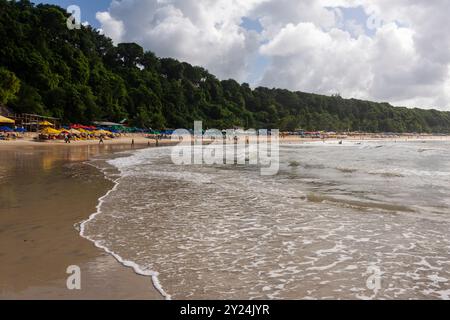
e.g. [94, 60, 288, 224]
[0, 144, 163, 299]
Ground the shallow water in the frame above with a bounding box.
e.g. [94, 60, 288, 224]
[0, 144, 160, 299]
[83, 141, 450, 299]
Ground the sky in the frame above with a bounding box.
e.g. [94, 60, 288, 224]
[35, 0, 450, 111]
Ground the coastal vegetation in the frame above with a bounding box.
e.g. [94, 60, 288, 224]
[1, 0, 450, 133]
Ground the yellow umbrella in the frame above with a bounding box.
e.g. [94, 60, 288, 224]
[94, 130, 112, 136]
[40, 127, 61, 135]
[39, 121, 54, 127]
[0, 115, 15, 124]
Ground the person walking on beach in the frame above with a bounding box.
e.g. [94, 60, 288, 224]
[99, 135, 104, 145]
[131, 139, 135, 147]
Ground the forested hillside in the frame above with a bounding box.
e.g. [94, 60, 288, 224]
[1, 0, 450, 132]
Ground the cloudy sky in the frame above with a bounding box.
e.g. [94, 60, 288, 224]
[39, 0, 450, 110]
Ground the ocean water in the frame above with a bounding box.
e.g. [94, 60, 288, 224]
[81, 141, 450, 300]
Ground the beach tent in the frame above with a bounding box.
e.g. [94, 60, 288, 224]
[40, 127, 61, 135]
[0, 115, 15, 124]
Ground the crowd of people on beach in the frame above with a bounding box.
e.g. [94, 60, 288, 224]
[0, 124, 26, 140]
[0, 132, 21, 141]
[0, 120, 446, 145]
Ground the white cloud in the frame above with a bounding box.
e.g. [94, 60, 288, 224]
[97, 0, 450, 110]
[96, 0, 264, 81]
[260, 22, 373, 99]
[96, 11, 124, 43]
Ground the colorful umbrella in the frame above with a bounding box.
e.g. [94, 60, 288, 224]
[0, 116, 15, 124]
[40, 127, 61, 135]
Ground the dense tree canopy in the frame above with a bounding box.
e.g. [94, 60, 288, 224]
[0, 68, 20, 105]
[1, 0, 450, 132]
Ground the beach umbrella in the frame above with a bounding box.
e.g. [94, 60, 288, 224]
[40, 127, 61, 135]
[78, 128, 90, 134]
[70, 124, 95, 130]
[94, 129, 112, 136]
[0, 115, 15, 124]
[61, 128, 81, 135]
[69, 129, 81, 135]
[39, 121, 55, 127]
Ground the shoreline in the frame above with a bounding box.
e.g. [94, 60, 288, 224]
[1, 133, 450, 148]
[0, 143, 163, 300]
[0, 134, 174, 147]
[79, 158, 171, 300]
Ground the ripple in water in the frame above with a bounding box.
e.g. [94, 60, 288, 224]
[82, 141, 450, 299]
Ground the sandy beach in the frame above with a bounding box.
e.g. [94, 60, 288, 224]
[2, 132, 450, 147]
[0, 142, 165, 299]
[0, 133, 173, 147]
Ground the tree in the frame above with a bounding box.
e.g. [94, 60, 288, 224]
[1, 0, 450, 133]
[0, 68, 20, 104]
[141, 51, 160, 71]
[117, 43, 144, 68]
[10, 83, 46, 115]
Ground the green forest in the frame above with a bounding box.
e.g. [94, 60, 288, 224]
[1, 0, 450, 132]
